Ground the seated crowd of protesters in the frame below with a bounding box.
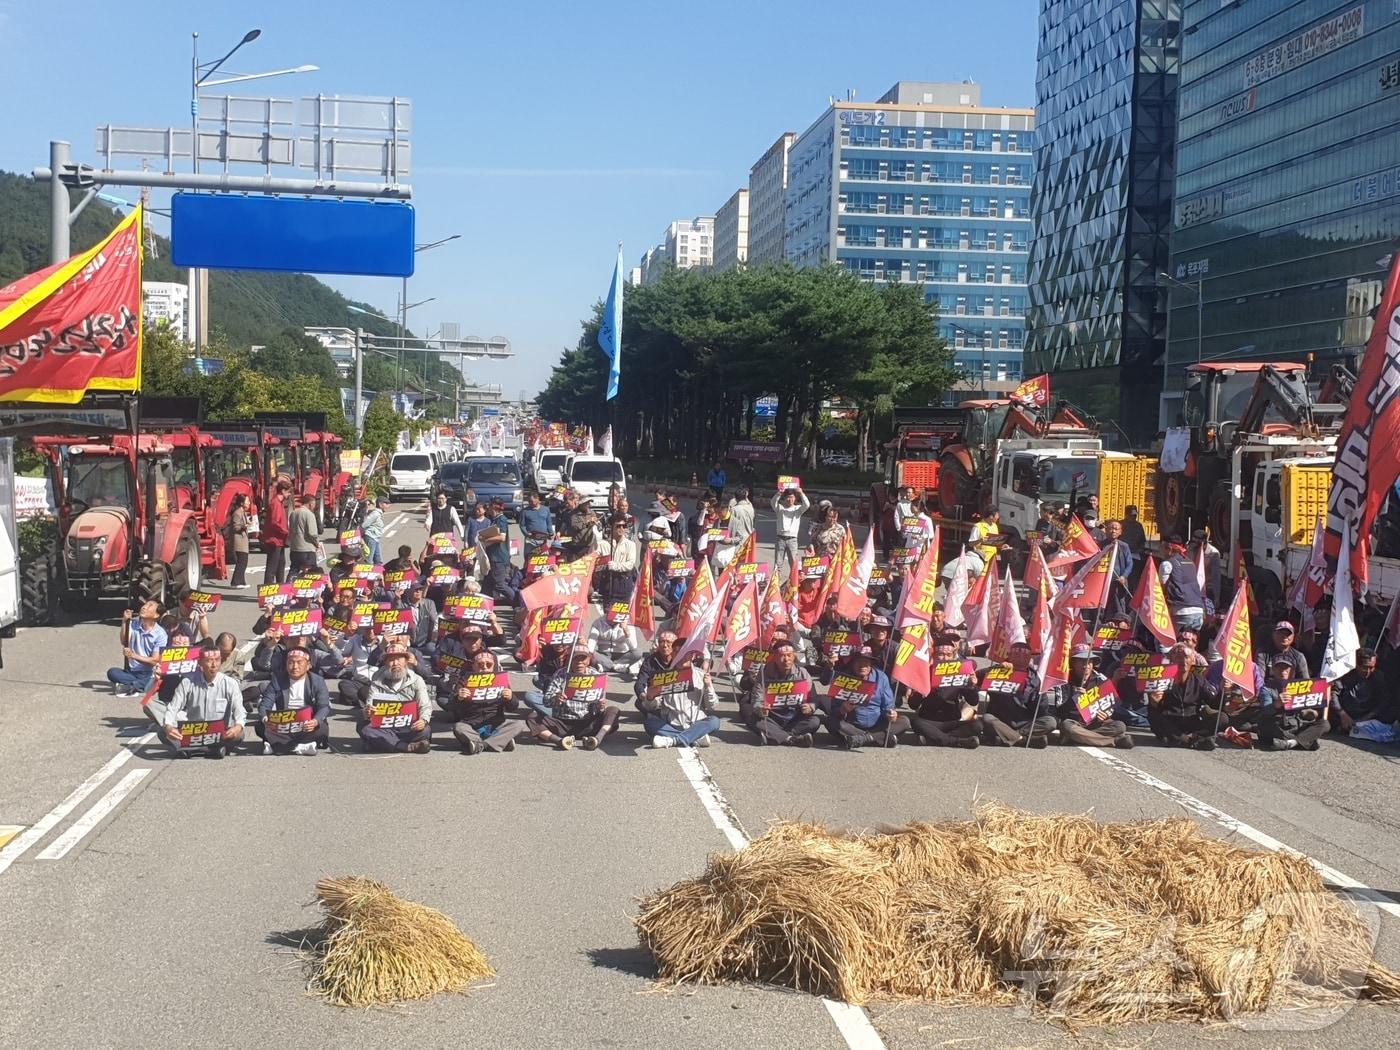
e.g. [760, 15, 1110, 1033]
[100, 475, 1400, 758]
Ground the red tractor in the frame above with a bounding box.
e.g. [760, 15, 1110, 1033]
[36, 432, 204, 608]
[300, 429, 349, 533]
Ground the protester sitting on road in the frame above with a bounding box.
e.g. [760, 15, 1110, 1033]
[357, 645, 432, 754]
[107, 600, 168, 697]
[445, 650, 523, 755]
[434, 623, 488, 700]
[1256, 621, 1311, 681]
[170, 591, 211, 645]
[243, 623, 288, 704]
[141, 628, 195, 726]
[336, 623, 380, 706]
[384, 544, 417, 573]
[746, 640, 819, 747]
[907, 637, 981, 749]
[1046, 645, 1133, 748]
[160, 642, 246, 758]
[771, 486, 811, 582]
[215, 631, 245, 680]
[1258, 655, 1326, 752]
[1331, 649, 1394, 734]
[425, 491, 465, 543]
[586, 607, 644, 676]
[639, 649, 720, 749]
[982, 641, 1056, 747]
[1145, 644, 1221, 750]
[525, 648, 619, 751]
[635, 630, 680, 714]
[826, 646, 905, 750]
[256, 648, 332, 755]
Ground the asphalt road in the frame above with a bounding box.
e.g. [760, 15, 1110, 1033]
[2, 500, 1398, 1050]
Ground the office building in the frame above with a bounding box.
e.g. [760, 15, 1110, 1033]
[1166, 1, 1400, 417]
[1025, 0, 1181, 442]
[784, 81, 1036, 384]
[747, 132, 797, 266]
[142, 281, 189, 341]
[713, 188, 749, 272]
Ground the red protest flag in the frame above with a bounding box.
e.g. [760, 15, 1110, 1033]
[675, 558, 719, 638]
[897, 532, 943, 629]
[1051, 545, 1114, 613]
[515, 606, 547, 665]
[1216, 580, 1256, 698]
[964, 555, 999, 650]
[988, 564, 1027, 662]
[1024, 542, 1057, 600]
[891, 620, 933, 695]
[519, 553, 598, 611]
[1322, 249, 1400, 588]
[1130, 554, 1176, 649]
[758, 568, 790, 647]
[1233, 543, 1258, 617]
[943, 549, 970, 628]
[0, 207, 143, 402]
[672, 590, 724, 669]
[723, 578, 761, 663]
[714, 530, 757, 599]
[835, 527, 877, 620]
[1028, 582, 1053, 655]
[1009, 372, 1050, 409]
[629, 547, 656, 637]
[1036, 609, 1078, 690]
[822, 526, 858, 603]
[1046, 515, 1099, 570]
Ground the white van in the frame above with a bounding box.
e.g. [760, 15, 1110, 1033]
[564, 455, 626, 510]
[533, 449, 573, 493]
[388, 450, 435, 499]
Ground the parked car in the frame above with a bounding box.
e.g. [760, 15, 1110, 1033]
[462, 456, 526, 518]
[387, 451, 435, 499]
[533, 449, 573, 493]
[563, 454, 626, 510]
[433, 461, 479, 511]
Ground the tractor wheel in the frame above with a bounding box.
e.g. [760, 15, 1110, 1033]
[1207, 488, 1234, 557]
[136, 562, 169, 608]
[1154, 472, 1190, 540]
[20, 554, 54, 626]
[170, 525, 201, 596]
[937, 454, 981, 518]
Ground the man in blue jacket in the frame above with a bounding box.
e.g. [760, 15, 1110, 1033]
[826, 646, 907, 750]
[256, 649, 332, 755]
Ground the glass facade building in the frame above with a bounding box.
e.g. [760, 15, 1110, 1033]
[1026, 0, 1181, 443]
[1167, 0, 1400, 396]
[785, 82, 1036, 384]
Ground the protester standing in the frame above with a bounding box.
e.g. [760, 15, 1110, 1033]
[288, 496, 321, 575]
[772, 486, 810, 581]
[262, 479, 291, 584]
[360, 496, 390, 565]
[227, 493, 251, 588]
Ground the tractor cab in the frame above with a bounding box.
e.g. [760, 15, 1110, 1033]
[1181, 363, 1313, 451]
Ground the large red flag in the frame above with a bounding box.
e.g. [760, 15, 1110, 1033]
[672, 590, 724, 669]
[758, 569, 790, 647]
[1028, 583, 1052, 655]
[822, 526, 858, 607]
[1024, 542, 1056, 600]
[964, 555, 999, 649]
[675, 559, 719, 638]
[715, 531, 757, 599]
[897, 533, 942, 629]
[834, 528, 877, 620]
[1216, 581, 1256, 698]
[723, 579, 761, 663]
[1323, 249, 1400, 587]
[1036, 609, 1077, 690]
[0, 207, 143, 402]
[1047, 515, 1099, 570]
[519, 553, 598, 611]
[1051, 545, 1114, 612]
[629, 548, 656, 636]
[891, 620, 933, 695]
[1129, 554, 1176, 648]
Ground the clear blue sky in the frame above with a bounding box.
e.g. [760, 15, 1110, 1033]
[0, 0, 1037, 398]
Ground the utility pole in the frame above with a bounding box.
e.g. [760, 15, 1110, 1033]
[49, 141, 70, 264]
[354, 328, 366, 443]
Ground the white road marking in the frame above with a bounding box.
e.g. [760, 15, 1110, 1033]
[36, 768, 152, 860]
[1081, 747, 1400, 919]
[674, 748, 889, 1050]
[0, 733, 153, 875]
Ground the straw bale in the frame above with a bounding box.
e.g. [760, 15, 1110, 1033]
[635, 803, 1400, 1025]
[308, 876, 493, 1007]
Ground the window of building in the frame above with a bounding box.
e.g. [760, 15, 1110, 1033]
[999, 297, 1010, 316]
[957, 264, 967, 284]
[983, 297, 994, 316]
[956, 295, 967, 314]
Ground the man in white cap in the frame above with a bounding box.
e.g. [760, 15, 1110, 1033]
[357, 644, 432, 754]
[1044, 644, 1133, 748]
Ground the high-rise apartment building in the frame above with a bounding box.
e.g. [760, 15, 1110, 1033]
[713, 188, 750, 272]
[747, 132, 797, 267]
[784, 81, 1036, 384]
[1166, 1, 1399, 416]
[637, 217, 715, 284]
[1025, 0, 1180, 442]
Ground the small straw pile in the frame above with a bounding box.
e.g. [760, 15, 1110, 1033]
[636, 803, 1400, 1025]
[308, 876, 493, 1007]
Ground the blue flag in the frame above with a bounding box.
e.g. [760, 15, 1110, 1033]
[597, 245, 624, 401]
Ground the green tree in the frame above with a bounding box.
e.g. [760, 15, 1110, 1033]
[360, 395, 405, 459]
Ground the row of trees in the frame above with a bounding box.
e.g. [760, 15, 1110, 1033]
[535, 263, 961, 468]
[140, 324, 424, 458]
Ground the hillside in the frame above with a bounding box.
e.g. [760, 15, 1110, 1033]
[0, 171, 406, 348]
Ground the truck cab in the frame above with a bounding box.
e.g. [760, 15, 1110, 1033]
[987, 439, 1119, 555]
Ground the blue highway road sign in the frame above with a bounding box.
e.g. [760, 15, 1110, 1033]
[171, 194, 415, 277]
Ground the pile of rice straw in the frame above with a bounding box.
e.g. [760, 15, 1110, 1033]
[308, 876, 493, 1007]
[636, 803, 1400, 1025]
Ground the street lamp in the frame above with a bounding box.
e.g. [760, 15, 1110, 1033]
[1158, 269, 1205, 380]
[947, 322, 986, 397]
